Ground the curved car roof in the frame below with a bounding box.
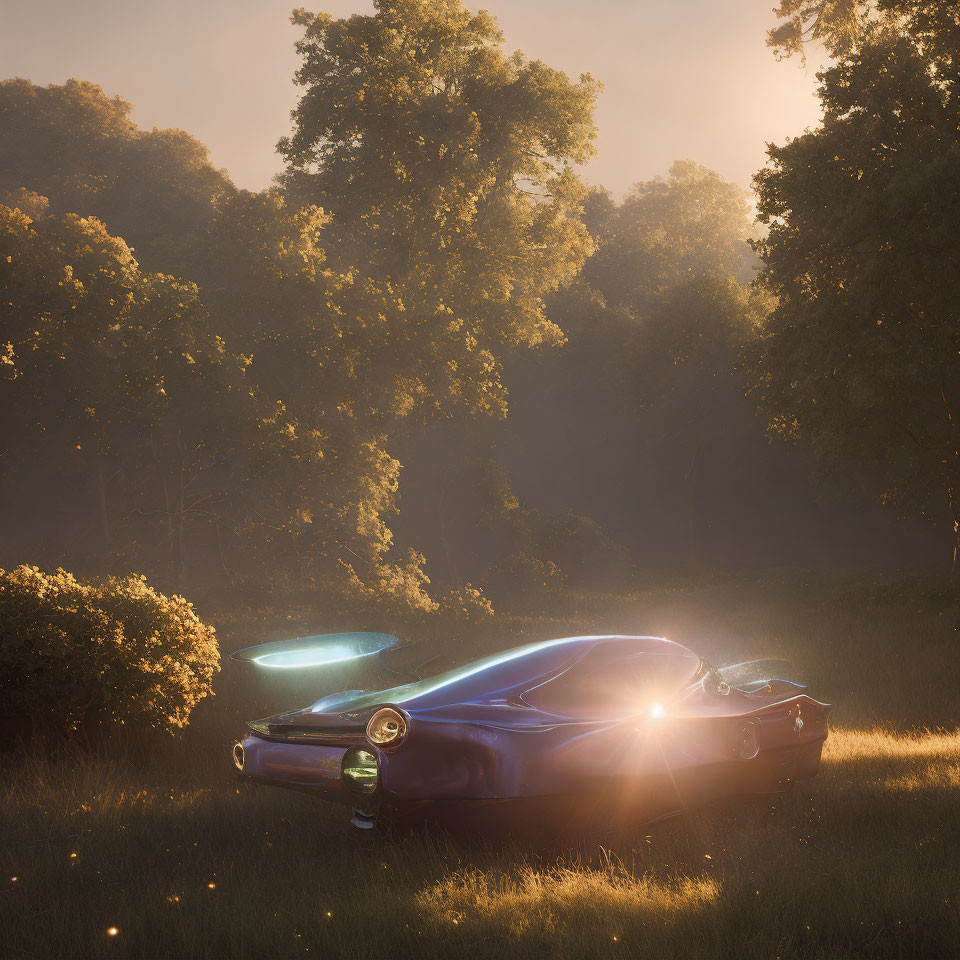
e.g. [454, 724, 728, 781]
[311, 634, 697, 713]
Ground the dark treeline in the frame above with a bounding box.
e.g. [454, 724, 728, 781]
[0, 0, 955, 615]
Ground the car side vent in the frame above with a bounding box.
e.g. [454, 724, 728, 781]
[267, 724, 363, 741]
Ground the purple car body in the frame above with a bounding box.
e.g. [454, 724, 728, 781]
[232, 634, 829, 833]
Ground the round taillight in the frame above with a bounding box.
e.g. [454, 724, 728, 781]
[366, 707, 407, 747]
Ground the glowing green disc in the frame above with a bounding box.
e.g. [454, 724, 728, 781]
[230, 632, 399, 669]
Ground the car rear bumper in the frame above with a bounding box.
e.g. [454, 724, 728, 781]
[233, 733, 372, 808]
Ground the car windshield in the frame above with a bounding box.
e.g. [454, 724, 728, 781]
[311, 635, 692, 713]
[311, 635, 598, 712]
[717, 659, 800, 687]
[523, 648, 701, 717]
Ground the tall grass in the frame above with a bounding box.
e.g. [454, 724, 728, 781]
[1, 573, 958, 958]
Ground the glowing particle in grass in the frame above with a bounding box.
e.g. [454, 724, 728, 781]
[69, 853, 77, 859]
[704, 854, 712, 860]
[326, 911, 332, 918]
[613, 935, 619, 942]
[106, 927, 119, 937]
[11, 876, 18, 883]
[207, 882, 216, 890]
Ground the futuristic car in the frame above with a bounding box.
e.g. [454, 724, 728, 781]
[231, 634, 829, 834]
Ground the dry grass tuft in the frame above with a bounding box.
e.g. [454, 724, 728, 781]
[824, 728, 960, 762]
[419, 865, 720, 938]
[823, 727, 960, 794]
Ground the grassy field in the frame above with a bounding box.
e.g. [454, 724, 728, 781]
[2, 573, 959, 959]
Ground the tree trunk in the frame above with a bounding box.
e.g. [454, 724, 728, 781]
[939, 386, 960, 627]
[150, 428, 178, 576]
[437, 483, 462, 589]
[949, 490, 960, 629]
[174, 429, 186, 589]
[95, 452, 111, 554]
[684, 441, 702, 572]
[215, 521, 236, 586]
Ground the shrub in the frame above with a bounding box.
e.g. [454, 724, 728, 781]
[439, 583, 495, 623]
[0, 565, 219, 741]
[489, 552, 568, 602]
[337, 549, 441, 618]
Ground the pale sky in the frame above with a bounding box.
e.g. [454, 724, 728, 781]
[1, 0, 825, 197]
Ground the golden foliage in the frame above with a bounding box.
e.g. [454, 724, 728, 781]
[0, 565, 219, 738]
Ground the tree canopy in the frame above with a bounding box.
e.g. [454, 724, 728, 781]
[752, 5, 960, 575]
[0, 78, 233, 275]
[281, 0, 599, 419]
[0, 0, 946, 617]
[0, 2, 604, 612]
[768, 0, 960, 60]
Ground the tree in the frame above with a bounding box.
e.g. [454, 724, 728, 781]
[585, 160, 755, 313]
[404, 160, 779, 583]
[0, 199, 266, 582]
[280, 0, 599, 421]
[0, 81, 497, 604]
[0, 79, 234, 275]
[751, 8, 960, 587]
[179, 189, 461, 594]
[767, 0, 959, 61]
[563, 163, 761, 567]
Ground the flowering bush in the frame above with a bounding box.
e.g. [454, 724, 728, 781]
[0, 565, 219, 740]
[337, 549, 441, 617]
[439, 583, 495, 623]
[337, 551, 496, 624]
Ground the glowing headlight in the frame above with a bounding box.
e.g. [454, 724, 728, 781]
[366, 707, 407, 747]
[341, 747, 379, 795]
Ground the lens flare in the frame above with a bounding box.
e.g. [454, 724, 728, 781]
[649, 701, 666, 720]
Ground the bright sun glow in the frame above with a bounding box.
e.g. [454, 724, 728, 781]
[649, 701, 666, 720]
